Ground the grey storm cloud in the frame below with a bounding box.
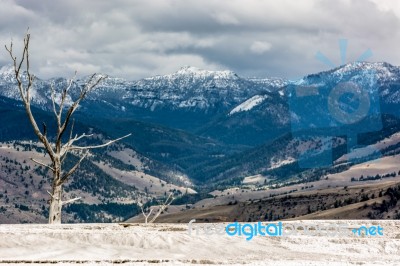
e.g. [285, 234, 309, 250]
[0, 0, 399, 80]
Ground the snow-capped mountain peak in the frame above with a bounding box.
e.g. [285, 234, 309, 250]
[127, 66, 267, 111]
[163, 66, 239, 80]
[0, 65, 15, 76]
[313, 62, 396, 81]
[2, 62, 400, 116]
[0, 65, 17, 83]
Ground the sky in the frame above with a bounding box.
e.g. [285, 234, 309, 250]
[0, 0, 399, 80]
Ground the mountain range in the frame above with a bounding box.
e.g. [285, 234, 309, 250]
[1, 62, 400, 222]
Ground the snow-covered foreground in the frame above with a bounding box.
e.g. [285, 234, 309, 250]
[0, 220, 399, 265]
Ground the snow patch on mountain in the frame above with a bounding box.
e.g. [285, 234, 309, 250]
[229, 95, 269, 115]
[269, 157, 295, 170]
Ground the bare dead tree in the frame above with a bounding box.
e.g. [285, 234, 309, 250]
[139, 203, 153, 224]
[140, 193, 174, 224]
[5, 32, 131, 224]
[148, 193, 174, 223]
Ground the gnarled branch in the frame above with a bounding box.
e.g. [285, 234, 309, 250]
[59, 151, 89, 184]
[5, 32, 56, 163]
[31, 158, 54, 171]
[148, 193, 174, 223]
[62, 197, 81, 206]
[65, 133, 131, 152]
[140, 204, 153, 224]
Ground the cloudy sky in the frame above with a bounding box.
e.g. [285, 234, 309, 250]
[0, 0, 399, 80]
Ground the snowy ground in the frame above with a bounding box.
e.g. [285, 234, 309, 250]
[0, 221, 399, 265]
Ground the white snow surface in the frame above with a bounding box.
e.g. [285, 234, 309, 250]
[229, 95, 268, 115]
[269, 157, 296, 170]
[0, 221, 399, 265]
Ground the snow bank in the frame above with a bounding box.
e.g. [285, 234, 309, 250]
[0, 221, 399, 265]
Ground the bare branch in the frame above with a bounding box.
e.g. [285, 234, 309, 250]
[60, 133, 94, 157]
[47, 191, 80, 205]
[47, 190, 58, 200]
[140, 204, 153, 224]
[59, 151, 89, 184]
[25, 33, 33, 92]
[57, 74, 107, 145]
[57, 71, 77, 119]
[149, 193, 174, 223]
[60, 119, 76, 162]
[31, 158, 54, 171]
[5, 38, 26, 101]
[50, 82, 60, 126]
[66, 133, 131, 152]
[5, 32, 56, 162]
[64, 133, 94, 149]
[62, 197, 81, 206]
[60, 151, 68, 164]
[17, 35, 28, 86]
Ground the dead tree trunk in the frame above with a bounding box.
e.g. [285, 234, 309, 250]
[140, 204, 153, 224]
[48, 183, 63, 224]
[140, 193, 174, 224]
[5, 32, 131, 224]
